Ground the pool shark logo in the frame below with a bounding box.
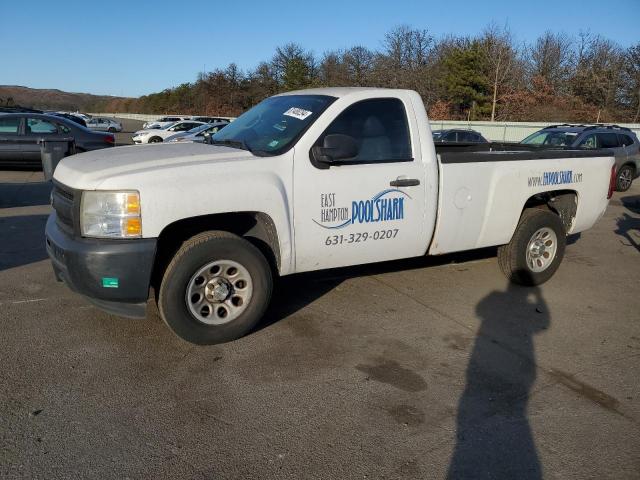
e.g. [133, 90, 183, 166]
[313, 189, 411, 230]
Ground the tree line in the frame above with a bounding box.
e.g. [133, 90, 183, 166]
[100, 25, 640, 123]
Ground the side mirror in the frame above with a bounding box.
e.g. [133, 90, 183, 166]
[312, 134, 358, 164]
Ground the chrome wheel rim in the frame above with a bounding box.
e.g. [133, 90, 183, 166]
[619, 169, 632, 190]
[526, 227, 558, 273]
[185, 259, 253, 325]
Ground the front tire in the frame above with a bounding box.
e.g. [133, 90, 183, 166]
[158, 231, 273, 345]
[148, 136, 163, 143]
[498, 209, 566, 286]
[615, 165, 634, 192]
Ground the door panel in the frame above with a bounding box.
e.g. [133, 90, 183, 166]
[292, 96, 429, 272]
[0, 117, 23, 163]
[22, 117, 62, 161]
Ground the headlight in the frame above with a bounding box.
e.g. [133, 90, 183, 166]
[81, 191, 142, 238]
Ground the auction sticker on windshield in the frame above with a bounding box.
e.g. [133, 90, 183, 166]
[283, 107, 313, 120]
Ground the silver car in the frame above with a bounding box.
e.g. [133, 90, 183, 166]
[86, 117, 123, 133]
[522, 124, 640, 191]
[164, 122, 228, 143]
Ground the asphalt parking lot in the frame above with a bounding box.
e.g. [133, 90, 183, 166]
[1, 149, 639, 478]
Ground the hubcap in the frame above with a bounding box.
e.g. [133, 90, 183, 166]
[185, 259, 253, 325]
[526, 227, 558, 273]
[619, 169, 632, 190]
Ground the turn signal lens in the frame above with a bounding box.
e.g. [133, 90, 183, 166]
[126, 193, 141, 214]
[607, 165, 616, 199]
[125, 217, 142, 236]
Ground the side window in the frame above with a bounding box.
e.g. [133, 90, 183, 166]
[58, 124, 71, 134]
[460, 131, 477, 142]
[317, 98, 412, 163]
[27, 118, 58, 134]
[443, 132, 458, 142]
[619, 134, 634, 147]
[596, 133, 620, 149]
[0, 117, 20, 133]
[577, 134, 598, 149]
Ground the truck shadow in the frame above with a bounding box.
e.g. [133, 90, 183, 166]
[258, 247, 497, 332]
[615, 195, 640, 252]
[0, 181, 52, 208]
[0, 214, 50, 271]
[447, 279, 549, 480]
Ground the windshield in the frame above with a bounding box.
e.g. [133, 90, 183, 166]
[210, 94, 336, 155]
[187, 124, 210, 134]
[521, 130, 579, 147]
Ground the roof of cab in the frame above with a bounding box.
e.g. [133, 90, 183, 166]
[276, 87, 414, 98]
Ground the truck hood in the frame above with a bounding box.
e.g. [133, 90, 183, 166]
[54, 143, 253, 189]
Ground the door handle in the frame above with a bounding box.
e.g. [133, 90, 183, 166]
[390, 178, 420, 187]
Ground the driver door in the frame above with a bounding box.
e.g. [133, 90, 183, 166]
[292, 96, 429, 272]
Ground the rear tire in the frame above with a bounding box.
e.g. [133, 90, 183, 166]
[615, 165, 634, 192]
[158, 231, 273, 345]
[497, 209, 566, 286]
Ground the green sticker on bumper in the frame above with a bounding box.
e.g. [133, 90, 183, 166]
[102, 277, 119, 288]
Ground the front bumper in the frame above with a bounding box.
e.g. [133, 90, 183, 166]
[45, 213, 157, 318]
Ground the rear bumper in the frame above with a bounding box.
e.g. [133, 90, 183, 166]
[45, 213, 157, 318]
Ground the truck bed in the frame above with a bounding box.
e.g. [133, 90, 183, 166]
[428, 143, 614, 255]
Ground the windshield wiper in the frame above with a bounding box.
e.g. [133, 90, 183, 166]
[210, 139, 252, 152]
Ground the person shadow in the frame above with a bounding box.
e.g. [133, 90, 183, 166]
[447, 280, 550, 479]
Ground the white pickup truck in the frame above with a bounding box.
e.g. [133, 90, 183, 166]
[46, 88, 616, 344]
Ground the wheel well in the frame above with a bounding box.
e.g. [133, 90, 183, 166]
[522, 190, 577, 233]
[151, 212, 281, 290]
[620, 162, 636, 174]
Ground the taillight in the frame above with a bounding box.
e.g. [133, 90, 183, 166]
[607, 165, 616, 199]
[104, 135, 115, 144]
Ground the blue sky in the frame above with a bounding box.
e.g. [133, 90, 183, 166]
[2, 0, 639, 97]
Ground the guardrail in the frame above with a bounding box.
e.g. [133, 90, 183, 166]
[91, 113, 640, 142]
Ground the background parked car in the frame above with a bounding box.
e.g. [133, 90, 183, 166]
[132, 120, 205, 144]
[189, 116, 231, 124]
[86, 117, 122, 133]
[0, 113, 114, 168]
[165, 122, 228, 143]
[142, 116, 188, 129]
[521, 124, 640, 191]
[432, 128, 488, 143]
[49, 112, 87, 127]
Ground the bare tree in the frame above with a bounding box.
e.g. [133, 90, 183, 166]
[480, 24, 518, 121]
[622, 43, 640, 122]
[528, 31, 575, 93]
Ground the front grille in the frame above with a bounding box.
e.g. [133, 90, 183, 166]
[52, 182, 78, 233]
